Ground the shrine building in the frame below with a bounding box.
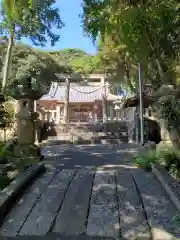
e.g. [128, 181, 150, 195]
[36, 74, 123, 124]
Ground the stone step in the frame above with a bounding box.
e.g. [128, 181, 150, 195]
[101, 139, 123, 144]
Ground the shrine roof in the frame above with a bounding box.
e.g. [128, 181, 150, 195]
[41, 82, 118, 102]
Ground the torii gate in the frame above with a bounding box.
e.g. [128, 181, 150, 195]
[55, 73, 109, 124]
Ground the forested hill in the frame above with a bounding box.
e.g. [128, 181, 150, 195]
[48, 48, 103, 74]
[0, 41, 127, 96]
[0, 39, 103, 76]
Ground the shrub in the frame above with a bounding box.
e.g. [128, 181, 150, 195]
[160, 147, 180, 180]
[157, 96, 180, 133]
[0, 98, 14, 130]
[132, 150, 160, 171]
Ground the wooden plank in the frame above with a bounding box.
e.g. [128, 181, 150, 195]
[0, 170, 57, 237]
[87, 170, 119, 238]
[53, 169, 94, 235]
[5, 234, 118, 240]
[132, 168, 180, 240]
[116, 169, 150, 240]
[18, 169, 75, 236]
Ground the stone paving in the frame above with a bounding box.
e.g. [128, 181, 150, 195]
[0, 144, 180, 239]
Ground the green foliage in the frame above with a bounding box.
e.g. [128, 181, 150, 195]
[0, 98, 14, 129]
[0, 43, 103, 97]
[133, 147, 180, 173]
[0, 43, 72, 98]
[97, 36, 137, 92]
[159, 146, 180, 178]
[48, 48, 102, 74]
[1, 0, 64, 47]
[132, 150, 160, 171]
[157, 96, 180, 131]
[2, 0, 36, 23]
[82, 0, 180, 88]
[173, 214, 180, 224]
[0, 0, 64, 96]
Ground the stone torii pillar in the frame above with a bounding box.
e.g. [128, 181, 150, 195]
[101, 76, 108, 123]
[63, 77, 70, 124]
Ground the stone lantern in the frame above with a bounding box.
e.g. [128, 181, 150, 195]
[7, 77, 47, 161]
[16, 99, 38, 145]
[155, 85, 180, 147]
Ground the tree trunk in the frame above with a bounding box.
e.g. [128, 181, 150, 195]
[124, 56, 136, 93]
[2, 26, 14, 93]
[123, 57, 135, 93]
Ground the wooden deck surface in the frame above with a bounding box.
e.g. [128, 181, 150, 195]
[0, 144, 180, 239]
[0, 168, 180, 239]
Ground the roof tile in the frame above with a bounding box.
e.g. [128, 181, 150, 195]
[40, 83, 118, 102]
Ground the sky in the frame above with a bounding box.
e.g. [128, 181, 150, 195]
[22, 0, 97, 54]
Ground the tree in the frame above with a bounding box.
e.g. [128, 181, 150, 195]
[97, 36, 137, 93]
[82, 0, 180, 90]
[48, 48, 102, 75]
[0, 43, 71, 98]
[1, 0, 35, 92]
[0, 97, 15, 141]
[1, 0, 63, 93]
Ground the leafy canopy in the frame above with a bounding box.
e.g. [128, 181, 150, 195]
[0, 43, 73, 99]
[82, 0, 180, 88]
[1, 0, 64, 46]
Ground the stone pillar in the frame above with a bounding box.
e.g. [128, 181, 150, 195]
[44, 112, 47, 121]
[160, 119, 170, 142]
[116, 111, 119, 121]
[41, 111, 45, 121]
[51, 111, 54, 121]
[47, 111, 51, 121]
[101, 77, 108, 123]
[63, 78, 70, 124]
[68, 106, 71, 123]
[34, 100, 38, 145]
[92, 111, 95, 123]
[110, 106, 114, 122]
[56, 104, 61, 124]
[34, 100, 37, 112]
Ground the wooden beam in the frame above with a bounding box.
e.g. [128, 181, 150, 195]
[101, 77, 108, 123]
[63, 78, 70, 124]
